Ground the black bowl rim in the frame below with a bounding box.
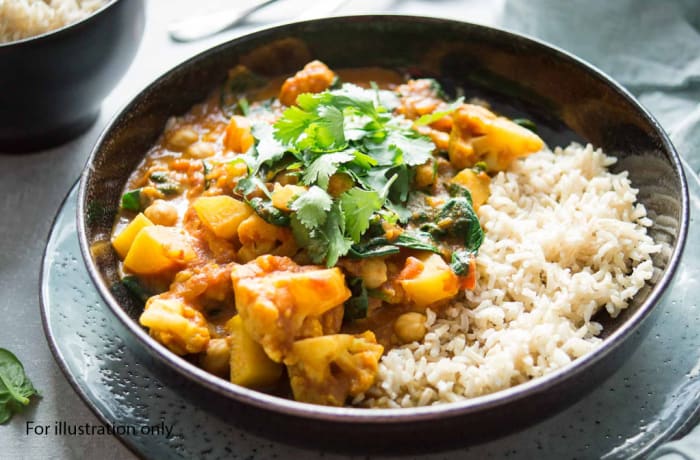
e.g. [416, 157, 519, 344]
[77, 14, 690, 423]
[0, 0, 119, 48]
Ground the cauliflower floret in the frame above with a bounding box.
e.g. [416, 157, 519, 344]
[286, 331, 384, 406]
[231, 255, 351, 362]
[139, 296, 210, 355]
[168, 262, 236, 307]
[448, 103, 544, 171]
[236, 214, 297, 262]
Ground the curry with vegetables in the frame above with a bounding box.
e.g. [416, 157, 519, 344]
[110, 60, 544, 406]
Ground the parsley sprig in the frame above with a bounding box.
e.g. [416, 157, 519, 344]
[243, 83, 437, 266]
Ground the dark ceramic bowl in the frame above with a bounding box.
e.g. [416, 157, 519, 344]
[77, 16, 689, 453]
[0, 0, 145, 153]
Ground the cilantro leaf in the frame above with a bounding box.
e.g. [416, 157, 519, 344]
[340, 187, 383, 242]
[302, 151, 355, 189]
[350, 151, 378, 170]
[273, 106, 316, 145]
[324, 205, 354, 266]
[236, 175, 271, 199]
[262, 82, 472, 266]
[290, 186, 333, 229]
[317, 105, 345, 147]
[387, 130, 434, 166]
[293, 203, 352, 266]
[252, 123, 287, 170]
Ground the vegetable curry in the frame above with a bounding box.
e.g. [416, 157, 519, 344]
[110, 60, 544, 406]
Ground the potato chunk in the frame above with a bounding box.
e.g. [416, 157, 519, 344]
[398, 253, 459, 309]
[231, 255, 351, 362]
[271, 183, 306, 211]
[139, 297, 210, 355]
[224, 115, 254, 153]
[448, 104, 544, 171]
[227, 315, 283, 388]
[286, 332, 384, 406]
[193, 195, 253, 240]
[112, 213, 153, 259]
[450, 168, 491, 210]
[123, 226, 195, 275]
[279, 60, 336, 106]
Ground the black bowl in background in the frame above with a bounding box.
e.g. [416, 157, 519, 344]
[0, 0, 145, 153]
[77, 16, 689, 454]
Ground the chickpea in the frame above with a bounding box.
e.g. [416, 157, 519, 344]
[144, 199, 179, 226]
[274, 170, 300, 186]
[414, 162, 435, 188]
[359, 258, 388, 289]
[167, 127, 198, 151]
[186, 141, 215, 158]
[394, 312, 427, 343]
[327, 172, 354, 197]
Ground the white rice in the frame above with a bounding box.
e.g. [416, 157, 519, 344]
[357, 143, 661, 408]
[0, 0, 107, 44]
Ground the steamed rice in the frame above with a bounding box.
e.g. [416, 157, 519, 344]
[357, 143, 661, 408]
[0, 0, 107, 44]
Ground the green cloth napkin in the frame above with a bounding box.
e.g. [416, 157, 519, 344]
[500, 0, 700, 174]
[499, 1, 700, 457]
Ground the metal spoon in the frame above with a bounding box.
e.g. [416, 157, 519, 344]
[168, 0, 279, 42]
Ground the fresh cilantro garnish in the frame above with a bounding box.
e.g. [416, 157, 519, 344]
[251, 123, 286, 171]
[291, 202, 352, 266]
[291, 186, 333, 228]
[339, 188, 383, 242]
[239, 82, 471, 266]
[302, 151, 355, 189]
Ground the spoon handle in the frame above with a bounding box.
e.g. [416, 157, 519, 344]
[168, 0, 279, 42]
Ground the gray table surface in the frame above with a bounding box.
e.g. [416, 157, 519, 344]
[1, 0, 697, 459]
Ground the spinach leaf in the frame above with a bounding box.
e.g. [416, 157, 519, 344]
[0, 348, 38, 424]
[201, 161, 212, 190]
[121, 276, 151, 304]
[344, 277, 369, 321]
[437, 198, 484, 252]
[86, 201, 114, 227]
[349, 237, 401, 258]
[157, 183, 181, 196]
[394, 231, 441, 253]
[449, 249, 473, 276]
[248, 197, 291, 227]
[149, 172, 169, 183]
[513, 118, 537, 133]
[348, 230, 440, 258]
